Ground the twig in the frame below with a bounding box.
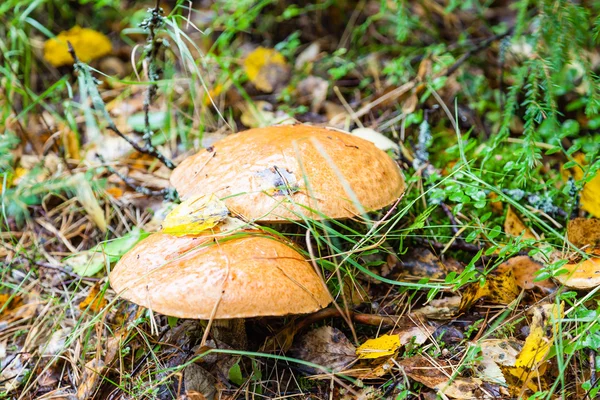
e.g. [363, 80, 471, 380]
[67, 37, 175, 170]
[96, 154, 177, 200]
[444, 27, 514, 77]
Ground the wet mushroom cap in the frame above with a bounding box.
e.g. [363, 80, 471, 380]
[109, 232, 331, 319]
[170, 124, 405, 222]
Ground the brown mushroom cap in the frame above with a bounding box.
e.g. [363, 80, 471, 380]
[109, 232, 331, 319]
[170, 124, 405, 222]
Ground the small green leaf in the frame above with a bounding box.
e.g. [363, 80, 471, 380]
[229, 362, 243, 385]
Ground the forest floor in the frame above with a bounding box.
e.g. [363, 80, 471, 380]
[2, 1, 600, 399]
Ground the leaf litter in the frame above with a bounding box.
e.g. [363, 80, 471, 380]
[3, 2, 600, 399]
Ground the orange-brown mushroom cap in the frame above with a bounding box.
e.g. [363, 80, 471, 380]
[170, 125, 405, 222]
[109, 232, 331, 319]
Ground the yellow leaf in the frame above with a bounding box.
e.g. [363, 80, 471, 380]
[44, 26, 112, 67]
[504, 205, 536, 240]
[243, 47, 290, 92]
[459, 268, 520, 311]
[561, 153, 600, 218]
[507, 303, 563, 385]
[79, 283, 107, 313]
[356, 334, 400, 360]
[582, 173, 600, 218]
[162, 194, 229, 236]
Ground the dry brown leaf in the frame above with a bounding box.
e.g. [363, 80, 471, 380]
[290, 326, 356, 374]
[476, 339, 522, 386]
[413, 295, 461, 320]
[296, 76, 329, 113]
[399, 356, 502, 399]
[497, 256, 555, 292]
[396, 248, 463, 280]
[504, 205, 537, 240]
[79, 283, 107, 313]
[567, 217, 600, 249]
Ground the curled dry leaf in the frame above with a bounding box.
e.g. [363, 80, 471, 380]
[290, 326, 356, 374]
[504, 206, 536, 240]
[243, 47, 290, 93]
[43, 26, 112, 67]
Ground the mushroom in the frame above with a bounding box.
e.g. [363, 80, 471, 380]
[109, 230, 331, 347]
[170, 124, 405, 222]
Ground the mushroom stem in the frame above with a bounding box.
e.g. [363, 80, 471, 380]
[210, 319, 248, 350]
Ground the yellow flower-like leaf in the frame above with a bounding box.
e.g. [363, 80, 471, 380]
[356, 334, 400, 360]
[243, 47, 290, 92]
[44, 26, 112, 67]
[162, 194, 229, 236]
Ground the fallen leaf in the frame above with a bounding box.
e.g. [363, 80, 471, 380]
[290, 326, 356, 374]
[0, 294, 23, 317]
[413, 295, 461, 320]
[79, 283, 107, 313]
[567, 217, 600, 249]
[350, 128, 400, 152]
[43, 26, 112, 67]
[553, 250, 600, 289]
[162, 194, 229, 236]
[71, 173, 107, 232]
[476, 339, 522, 385]
[395, 248, 463, 280]
[497, 256, 555, 293]
[562, 153, 599, 217]
[356, 334, 400, 360]
[506, 303, 563, 389]
[504, 205, 536, 240]
[581, 173, 600, 218]
[295, 42, 321, 69]
[296, 76, 329, 113]
[244, 47, 290, 92]
[399, 356, 502, 399]
[65, 228, 148, 276]
[239, 100, 294, 128]
[459, 268, 520, 311]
